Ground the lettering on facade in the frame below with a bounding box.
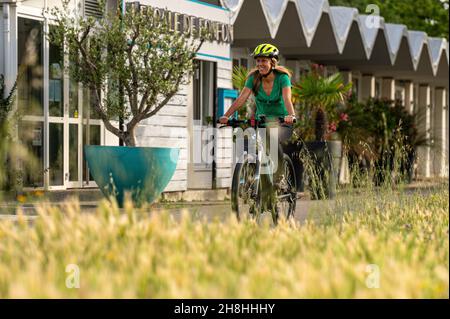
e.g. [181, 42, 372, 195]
[127, 2, 233, 44]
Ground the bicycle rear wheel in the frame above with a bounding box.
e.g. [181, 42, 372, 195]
[231, 157, 261, 222]
[274, 154, 297, 224]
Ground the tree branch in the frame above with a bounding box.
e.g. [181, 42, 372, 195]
[92, 85, 123, 139]
[142, 80, 181, 120]
[75, 29, 100, 83]
[126, 24, 140, 116]
[137, 44, 153, 114]
[77, 26, 123, 141]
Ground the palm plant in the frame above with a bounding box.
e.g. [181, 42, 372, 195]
[292, 65, 352, 141]
[231, 65, 255, 118]
[231, 65, 249, 91]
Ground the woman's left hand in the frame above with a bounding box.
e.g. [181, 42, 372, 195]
[284, 115, 296, 124]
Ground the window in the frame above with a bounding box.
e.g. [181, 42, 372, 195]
[352, 78, 359, 101]
[240, 58, 248, 69]
[49, 25, 64, 117]
[375, 80, 381, 99]
[192, 60, 216, 170]
[233, 58, 248, 70]
[193, 60, 216, 126]
[18, 18, 43, 116]
[395, 85, 405, 104]
[232, 59, 239, 70]
[84, 0, 103, 19]
[18, 17, 44, 187]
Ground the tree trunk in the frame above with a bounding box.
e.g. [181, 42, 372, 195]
[315, 107, 328, 141]
[123, 129, 137, 147]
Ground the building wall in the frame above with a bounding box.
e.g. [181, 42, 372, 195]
[2, 0, 233, 192]
[137, 84, 190, 192]
[0, 7, 3, 76]
[132, 0, 233, 192]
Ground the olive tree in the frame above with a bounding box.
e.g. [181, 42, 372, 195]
[48, 1, 205, 146]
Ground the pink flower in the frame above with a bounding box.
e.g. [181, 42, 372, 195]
[347, 90, 353, 99]
[339, 113, 349, 122]
[328, 122, 337, 133]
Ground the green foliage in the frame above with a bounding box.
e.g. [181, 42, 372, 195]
[329, 0, 449, 39]
[0, 75, 36, 193]
[292, 65, 352, 141]
[231, 65, 249, 91]
[337, 98, 432, 185]
[0, 75, 17, 126]
[231, 65, 255, 119]
[47, 0, 206, 146]
[292, 72, 351, 112]
[338, 98, 428, 160]
[0, 75, 18, 191]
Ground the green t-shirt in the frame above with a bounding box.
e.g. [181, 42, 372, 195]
[244, 71, 291, 121]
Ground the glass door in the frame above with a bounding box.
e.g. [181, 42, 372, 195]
[66, 58, 83, 188]
[49, 24, 103, 189]
[18, 17, 104, 190]
[18, 17, 45, 189]
[188, 59, 217, 189]
[47, 24, 65, 189]
[81, 87, 103, 188]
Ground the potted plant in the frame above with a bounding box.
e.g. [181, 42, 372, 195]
[231, 65, 256, 119]
[337, 98, 432, 186]
[48, 1, 206, 206]
[291, 64, 352, 199]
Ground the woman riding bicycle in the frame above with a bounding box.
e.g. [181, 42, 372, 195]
[219, 43, 297, 184]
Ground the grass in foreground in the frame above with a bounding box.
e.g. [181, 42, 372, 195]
[0, 187, 448, 298]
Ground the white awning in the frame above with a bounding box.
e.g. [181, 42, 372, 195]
[221, 0, 448, 82]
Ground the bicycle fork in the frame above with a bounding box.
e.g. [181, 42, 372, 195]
[252, 147, 275, 201]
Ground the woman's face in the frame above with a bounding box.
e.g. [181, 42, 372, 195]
[256, 57, 272, 75]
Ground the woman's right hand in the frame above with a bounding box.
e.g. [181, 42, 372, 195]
[219, 116, 229, 124]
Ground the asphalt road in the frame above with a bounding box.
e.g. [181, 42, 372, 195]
[0, 196, 334, 225]
[0, 181, 445, 224]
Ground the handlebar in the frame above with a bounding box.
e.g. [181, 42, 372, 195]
[217, 115, 296, 128]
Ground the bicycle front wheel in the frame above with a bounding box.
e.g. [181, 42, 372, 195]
[274, 154, 297, 223]
[231, 157, 261, 222]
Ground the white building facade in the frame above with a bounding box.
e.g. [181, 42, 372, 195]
[1, 0, 235, 193]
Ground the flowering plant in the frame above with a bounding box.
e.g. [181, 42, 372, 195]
[292, 64, 352, 141]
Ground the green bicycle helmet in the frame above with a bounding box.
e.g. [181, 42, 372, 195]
[251, 43, 280, 60]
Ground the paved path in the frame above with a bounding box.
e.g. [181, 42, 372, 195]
[0, 181, 446, 224]
[0, 196, 335, 225]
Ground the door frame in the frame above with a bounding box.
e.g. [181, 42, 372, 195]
[17, 8, 104, 190]
[187, 59, 217, 189]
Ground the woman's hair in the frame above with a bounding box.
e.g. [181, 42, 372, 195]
[246, 58, 292, 95]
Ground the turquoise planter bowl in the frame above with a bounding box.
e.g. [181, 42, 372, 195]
[84, 145, 179, 207]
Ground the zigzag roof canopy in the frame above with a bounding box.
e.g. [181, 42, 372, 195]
[221, 0, 448, 85]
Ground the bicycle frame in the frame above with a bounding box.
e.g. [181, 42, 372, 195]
[247, 127, 277, 200]
[222, 117, 283, 201]
[220, 116, 298, 222]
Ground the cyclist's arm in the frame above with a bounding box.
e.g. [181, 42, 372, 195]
[222, 87, 252, 118]
[282, 86, 296, 117]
